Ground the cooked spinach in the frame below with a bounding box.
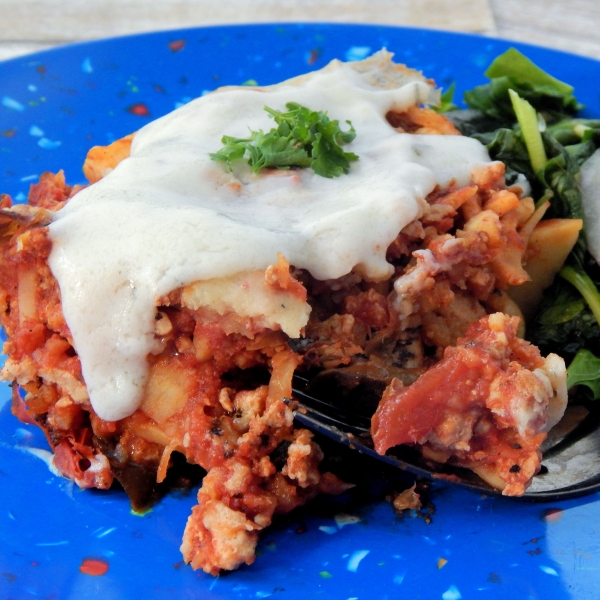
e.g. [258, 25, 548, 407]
[449, 48, 600, 398]
[567, 349, 600, 400]
[463, 48, 582, 125]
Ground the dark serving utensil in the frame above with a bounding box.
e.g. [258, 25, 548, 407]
[292, 374, 600, 501]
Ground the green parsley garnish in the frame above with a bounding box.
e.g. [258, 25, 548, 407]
[210, 102, 359, 178]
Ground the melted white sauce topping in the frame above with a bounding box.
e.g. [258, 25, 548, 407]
[48, 55, 496, 422]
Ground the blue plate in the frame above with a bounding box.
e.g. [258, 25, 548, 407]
[1, 23, 600, 600]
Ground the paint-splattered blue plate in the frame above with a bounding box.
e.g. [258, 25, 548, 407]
[1, 23, 600, 600]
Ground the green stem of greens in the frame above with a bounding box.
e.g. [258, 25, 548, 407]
[535, 188, 554, 210]
[508, 88, 548, 174]
[574, 123, 592, 139]
[432, 82, 458, 114]
[560, 266, 600, 328]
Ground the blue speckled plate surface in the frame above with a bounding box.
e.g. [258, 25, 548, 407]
[1, 23, 600, 600]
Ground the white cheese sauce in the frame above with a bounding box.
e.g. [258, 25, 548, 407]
[47, 54, 496, 422]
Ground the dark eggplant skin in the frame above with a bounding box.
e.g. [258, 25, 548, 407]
[95, 435, 205, 512]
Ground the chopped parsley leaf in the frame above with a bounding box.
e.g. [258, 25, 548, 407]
[210, 102, 358, 178]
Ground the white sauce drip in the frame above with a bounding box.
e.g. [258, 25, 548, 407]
[48, 55, 496, 422]
[580, 148, 600, 265]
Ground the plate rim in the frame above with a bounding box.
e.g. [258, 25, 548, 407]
[2, 21, 600, 69]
